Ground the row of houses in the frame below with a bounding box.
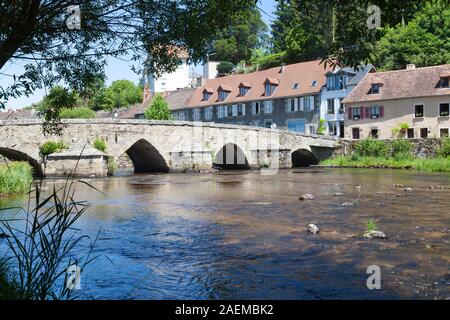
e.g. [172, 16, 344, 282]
[133, 60, 450, 139]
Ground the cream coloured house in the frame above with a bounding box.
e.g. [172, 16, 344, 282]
[343, 64, 450, 139]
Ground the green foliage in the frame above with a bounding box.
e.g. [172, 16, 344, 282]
[250, 52, 286, 71]
[90, 80, 142, 111]
[107, 157, 118, 175]
[41, 86, 77, 112]
[365, 219, 377, 232]
[59, 107, 96, 119]
[375, 1, 450, 70]
[437, 138, 450, 157]
[212, 7, 268, 64]
[317, 119, 326, 135]
[144, 94, 172, 120]
[0, 259, 21, 299]
[0, 162, 33, 195]
[39, 141, 68, 157]
[216, 61, 235, 75]
[353, 139, 389, 158]
[93, 138, 107, 152]
[390, 139, 414, 159]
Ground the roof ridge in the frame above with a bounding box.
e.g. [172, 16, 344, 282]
[369, 64, 450, 76]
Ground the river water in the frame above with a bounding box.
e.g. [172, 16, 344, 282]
[1, 168, 449, 299]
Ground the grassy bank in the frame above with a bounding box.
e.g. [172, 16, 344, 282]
[0, 260, 21, 300]
[0, 162, 33, 195]
[321, 155, 450, 172]
[320, 138, 450, 172]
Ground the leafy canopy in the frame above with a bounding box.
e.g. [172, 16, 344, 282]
[144, 94, 172, 120]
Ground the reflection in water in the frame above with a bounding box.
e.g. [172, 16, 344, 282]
[1, 169, 449, 299]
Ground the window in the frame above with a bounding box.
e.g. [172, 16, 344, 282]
[217, 106, 225, 118]
[328, 122, 337, 136]
[264, 100, 273, 114]
[265, 82, 278, 96]
[202, 91, 212, 101]
[352, 128, 360, 139]
[371, 128, 379, 139]
[204, 107, 213, 121]
[439, 103, 449, 117]
[303, 96, 314, 111]
[415, 104, 424, 118]
[308, 125, 316, 135]
[369, 106, 380, 118]
[232, 104, 238, 117]
[252, 102, 260, 115]
[239, 86, 249, 97]
[292, 83, 299, 89]
[407, 128, 414, 139]
[193, 108, 201, 121]
[437, 77, 450, 88]
[227, 105, 233, 117]
[352, 107, 362, 120]
[311, 80, 317, 87]
[237, 104, 245, 116]
[338, 98, 344, 114]
[286, 98, 298, 112]
[420, 128, 428, 138]
[264, 119, 273, 128]
[369, 83, 381, 94]
[251, 120, 260, 127]
[440, 128, 449, 137]
[327, 99, 335, 115]
[218, 90, 230, 102]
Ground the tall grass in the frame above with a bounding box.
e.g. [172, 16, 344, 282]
[0, 162, 33, 195]
[0, 155, 99, 300]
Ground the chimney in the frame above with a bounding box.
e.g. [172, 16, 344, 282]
[280, 63, 286, 73]
[406, 64, 416, 70]
[142, 84, 151, 103]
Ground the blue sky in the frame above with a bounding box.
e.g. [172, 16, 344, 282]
[0, 1, 277, 109]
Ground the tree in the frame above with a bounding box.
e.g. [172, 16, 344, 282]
[41, 86, 77, 112]
[104, 80, 142, 110]
[0, 1, 255, 111]
[216, 61, 235, 76]
[144, 94, 172, 120]
[375, 1, 450, 70]
[211, 7, 267, 64]
[271, 0, 296, 52]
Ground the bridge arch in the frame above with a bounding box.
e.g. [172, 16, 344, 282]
[0, 147, 43, 177]
[214, 143, 249, 170]
[291, 148, 318, 167]
[124, 139, 169, 173]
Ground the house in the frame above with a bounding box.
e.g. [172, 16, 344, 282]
[319, 65, 375, 138]
[0, 108, 39, 120]
[174, 60, 332, 133]
[343, 64, 450, 140]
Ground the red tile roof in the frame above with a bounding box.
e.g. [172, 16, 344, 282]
[186, 60, 332, 108]
[343, 64, 450, 104]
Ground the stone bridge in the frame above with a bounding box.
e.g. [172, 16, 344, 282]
[0, 119, 342, 177]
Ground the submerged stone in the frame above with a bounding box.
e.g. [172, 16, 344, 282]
[364, 230, 387, 239]
[299, 194, 314, 200]
[307, 224, 319, 234]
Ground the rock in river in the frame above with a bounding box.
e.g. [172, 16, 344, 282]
[340, 202, 354, 207]
[334, 192, 344, 196]
[307, 224, 319, 234]
[363, 230, 387, 239]
[299, 194, 314, 200]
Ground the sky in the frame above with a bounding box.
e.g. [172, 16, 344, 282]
[0, 0, 277, 110]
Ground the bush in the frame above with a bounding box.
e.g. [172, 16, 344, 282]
[353, 139, 389, 157]
[0, 162, 33, 195]
[390, 139, 413, 159]
[250, 51, 286, 71]
[317, 119, 326, 135]
[144, 94, 172, 120]
[437, 137, 450, 157]
[39, 141, 68, 157]
[216, 61, 235, 75]
[92, 138, 107, 152]
[59, 107, 96, 119]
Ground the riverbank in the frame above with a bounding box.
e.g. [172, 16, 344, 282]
[0, 162, 33, 195]
[320, 155, 450, 172]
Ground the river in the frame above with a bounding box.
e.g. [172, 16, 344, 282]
[1, 168, 449, 299]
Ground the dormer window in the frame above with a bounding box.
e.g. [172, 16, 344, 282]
[264, 78, 279, 96]
[437, 75, 450, 88]
[311, 80, 317, 87]
[217, 85, 231, 102]
[239, 82, 251, 96]
[369, 83, 381, 94]
[202, 88, 213, 101]
[292, 82, 299, 89]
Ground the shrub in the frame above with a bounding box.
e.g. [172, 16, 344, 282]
[93, 138, 107, 152]
[0, 162, 33, 195]
[390, 139, 413, 159]
[437, 137, 450, 158]
[107, 157, 118, 175]
[59, 107, 96, 119]
[317, 119, 326, 135]
[365, 219, 377, 232]
[39, 141, 68, 157]
[144, 94, 172, 120]
[353, 139, 388, 157]
[216, 61, 235, 75]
